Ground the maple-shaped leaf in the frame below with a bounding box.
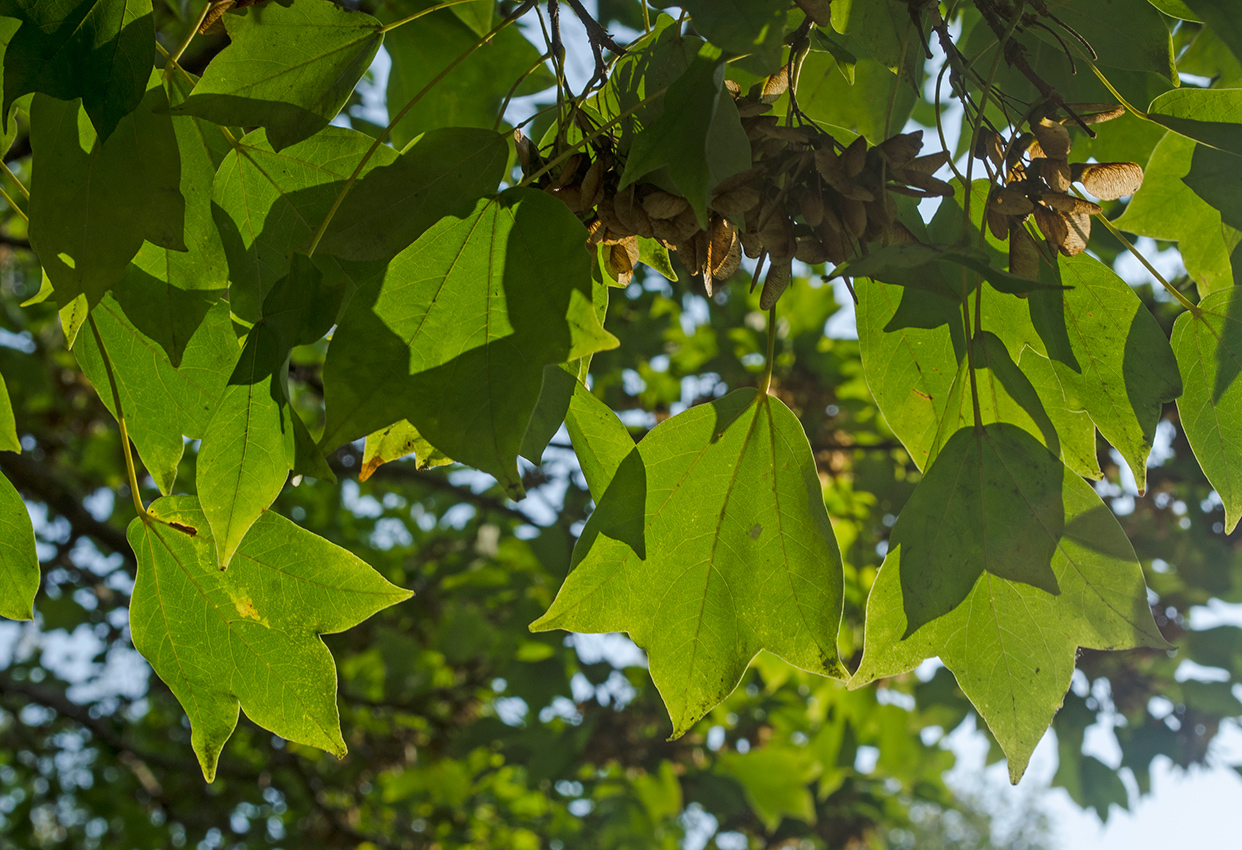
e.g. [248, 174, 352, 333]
[851, 424, 1166, 783]
[127, 496, 410, 781]
[563, 379, 635, 501]
[1, 0, 155, 141]
[28, 73, 185, 308]
[532, 389, 846, 735]
[212, 125, 505, 321]
[321, 188, 617, 497]
[176, 0, 384, 151]
[0, 470, 38, 621]
[1173, 288, 1242, 532]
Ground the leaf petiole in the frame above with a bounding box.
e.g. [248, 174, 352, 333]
[1093, 209, 1198, 313]
[761, 306, 777, 394]
[87, 316, 150, 520]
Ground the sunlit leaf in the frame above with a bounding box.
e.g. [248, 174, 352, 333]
[1172, 288, 1242, 532]
[532, 389, 846, 735]
[852, 424, 1166, 783]
[360, 420, 452, 481]
[1147, 87, 1242, 157]
[1, 0, 155, 140]
[176, 0, 384, 151]
[564, 380, 635, 502]
[0, 471, 37, 621]
[127, 496, 410, 781]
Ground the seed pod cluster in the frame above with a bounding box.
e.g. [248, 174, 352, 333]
[981, 105, 1144, 271]
[521, 69, 956, 307]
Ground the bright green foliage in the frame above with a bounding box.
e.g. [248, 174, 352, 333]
[852, 425, 1166, 782]
[74, 279, 237, 495]
[719, 744, 819, 829]
[651, 0, 789, 71]
[1148, 88, 1242, 156]
[321, 188, 616, 496]
[383, 6, 551, 149]
[211, 125, 506, 321]
[564, 379, 635, 500]
[832, 243, 1063, 298]
[0, 0, 154, 140]
[361, 420, 453, 480]
[1114, 130, 1241, 295]
[0, 372, 17, 454]
[1173, 288, 1242, 532]
[532, 389, 846, 734]
[28, 74, 184, 308]
[1043, 0, 1177, 82]
[126, 496, 410, 781]
[0, 471, 37, 620]
[177, 0, 384, 151]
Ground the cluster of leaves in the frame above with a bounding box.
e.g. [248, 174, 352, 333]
[3, 0, 1242, 845]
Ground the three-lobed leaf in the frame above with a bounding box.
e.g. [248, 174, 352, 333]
[533, 389, 847, 735]
[1172, 288, 1242, 532]
[176, 0, 384, 151]
[321, 188, 617, 497]
[127, 496, 410, 781]
[851, 424, 1166, 782]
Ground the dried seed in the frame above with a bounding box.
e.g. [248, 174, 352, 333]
[987, 205, 1010, 241]
[1073, 104, 1126, 126]
[875, 130, 923, 169]
[799, 188, 825, 227]
[605, 238, 639, 285]
[644, 190, 690, 220]
[725, 79, 742, 98]
[840, 195, 867, 239]
[992, 187, 1035, 216]
[795, 235, 830, 265]
[1031, 117, 1072, 160]
[1033, 204, 1068, 246]
[1072, 161, 1143, 200]
[1040, 192, 1101, 215]
[905, 150, 951, 175]
[1009, 221, 1041, 280]
[902, 170, 954, 196]
[794, 0, 833, 25]
[1040, 158, 1072, 193]
[761, 67, 789, 103]
[1059, 210, 1091, 256]
[842, 136, 868, 178]
[884, 221, 918, 246]
[581, 158, 605, 209]
[737, 101, 774, 118]
[760, 257, 792, 310]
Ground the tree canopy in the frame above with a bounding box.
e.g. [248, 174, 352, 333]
[1, 0, 1242, 847]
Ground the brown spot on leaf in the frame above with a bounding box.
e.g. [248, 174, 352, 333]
[748, 523, 763, 540]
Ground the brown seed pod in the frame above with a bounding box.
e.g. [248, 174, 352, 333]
[595, 194, 629, 237]
[905, 150, 951, 175]
[553, 153, 585, 189]
[725, 79, 742, 99]
[1072, 104, 1126, 125]
[605, 237, 641, 286]
[643, 190, 690, 220]
[745, 115, 779, 142]
[841, 135, 868, 178]
[795, 235, 830, 265]
[513, 129, 545, 177]
[875, 130, 923, 169]
[551, 185, 585, 213]
[1031, 117, 1072, 160]
[760, 257, 792, 310]
[817, 211, 850, 263]
[1040, 192, 1101, 215]
[712, 186, 762, 217]
[614, 184, 655, 238]
[992, 187, 1035, 216]
[1040, 158, 1073, 193]
[794, 0, 833, 25]
[761, 66, 789, 103]
[1033, 204, 1068, 246]
[1059, 210, 1091, 256]
[977, 129, 1005, 169]
[737, 101, 774, 118]
[672, 206, 702, 241]
[987, 205, 1010, 242]
[839, 195, 868, 239]
[901, 170, 955, 197]
[739, 228, 764, 259]
[580, 158, 605, 209]
[650, 216, 684, 244]
[884, 220, 919, 246]
[1072, 161, 1144, 200]
[1009, 221, 1041, 280]
[799, 187, 825, 227]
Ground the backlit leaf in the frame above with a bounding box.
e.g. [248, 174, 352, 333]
[322, 188, 617, 497]
[1, 0, 155, 140]
[0, 471, 37, 621]
[1172, 288, 1242, 532]
[532, 389, 846, 735]
[176, 0, 384, 151]
[0, 371, 18, 453]
[564, 380, 635, 502]
[649, 0, 790, 71]
[1147, 87, 1242, 157]
[360, 420, 452, 482]
[127, 496, 410, 781]
[851, 424, 1165, 782]
[28, 74, 185, 307]
[212, 126, 506, 321]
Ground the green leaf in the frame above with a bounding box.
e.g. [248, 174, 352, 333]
[851, 424, 1166, 782]
[1172, 288, 1242, 532]
[857, 282, 964, 469]
[1147, 0, 1201, 20]
[796, 52, 916, 144]
[448, 0, 492, 34]
[1184, 144, 1242, 231]
[28, 74, 185, 307]
[718, 744, 819, 830]
[75, 277, 237, 495]
[1183, 0, 1242, 66]
[930, 332, 1103, 480]
[532, 389, 846, 735]
[638, 236, 678, 281]
[620, 44, 749, 225]
[212, 126, 506, 321]
[649, 0, 790, 71]
[127, 496, 410, 781]
[175, 0, 384, 151]
[1113, 131, 1240, 295]
[1147, 88, 1242, 157]
[564, 380, 635, 502]
[1, 0, 155, 140]
[321, 188, 618, 497]
[0, 371, 18, 453]
[830, 243, 1065, 298]
[360, 420, 453, 481]
[1041, 0, 1177, 82]
[196, 325, 294, 569]
[0, 471, 37, 621]
[1021, 253, 1182, 493]
[520, 364, 578, 465]
[383, 10, 551, 149]
[829, 0, 914, 82]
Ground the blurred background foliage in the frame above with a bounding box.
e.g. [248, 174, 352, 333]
[1, 0, 1241, 847]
